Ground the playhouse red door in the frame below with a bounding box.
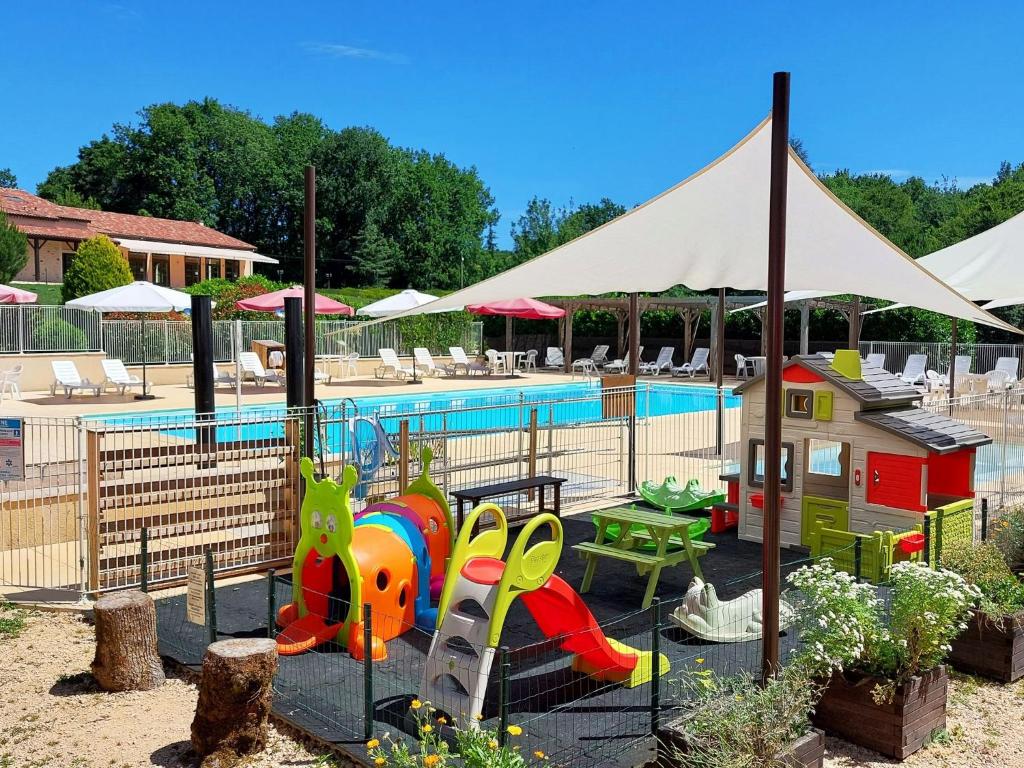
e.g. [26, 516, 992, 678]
[865, 452, 926, 512]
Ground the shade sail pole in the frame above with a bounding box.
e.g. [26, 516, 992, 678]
[762, 71, 789, 681]
[303, 166, 316, 460]
[949, 317, 958, 402]
[628, 292, 640, 376]
[715, 288, 726, 456]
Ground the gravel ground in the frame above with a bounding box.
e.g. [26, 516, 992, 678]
[0, 605, 352, 768]
[2, 605, 1022, 768]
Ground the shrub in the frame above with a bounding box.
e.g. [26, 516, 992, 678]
[62, 235, 132, 302]
[185, 274, 286, 320]
[31, 317, 89, 351]
[942, 541, 1024, 617]
[669, 665, 821, 768]
[0, 211, 28, 284]
[991, 506, 1024, 572]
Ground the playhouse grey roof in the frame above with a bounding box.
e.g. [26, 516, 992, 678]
[855, 407, 992, 454]
[732, 353, 921, 406]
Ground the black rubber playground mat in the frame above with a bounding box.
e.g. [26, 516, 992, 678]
[155, 513, 809, 768]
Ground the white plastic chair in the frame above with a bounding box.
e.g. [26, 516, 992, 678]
[735, 353, 755, 379]
[989, 357, 1020, 386]
[375, 348, 415, 379]
[344, 353, 360, 377]
[449, 346, 488, 375]
[941, 355, 972, 386]
[520, 350, 538, 372]
[639, 346, 674, 375]
[573, 344, 609, 373]
[0, 365, 23, 401]
[239, 351, 285, 386]
[101, 359, 152, 396]
[50, 361, 101, 397]
[606, 346, 646, 374]
[485, 349, 507, 375]
[543, 347, 564, 370]
[897, 354, 928, 385]
[672, 347, 711, 378]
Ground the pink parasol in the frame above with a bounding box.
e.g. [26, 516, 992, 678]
[235, 286, 354, 315]
[465, 298, 565, 319]
[0, 284, 38, 304]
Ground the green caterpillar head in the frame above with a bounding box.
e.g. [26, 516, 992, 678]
[299, 458, 357, 559]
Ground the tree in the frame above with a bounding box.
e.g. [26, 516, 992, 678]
[511, 197, 625, 260]
[0, 168, 17, 188]
[0, 211, 28, 283]
[789, 137, 811, 169]
[62, 235, 133, 302]
[46, 185, 101, 210]
[352, 222, 402, 286]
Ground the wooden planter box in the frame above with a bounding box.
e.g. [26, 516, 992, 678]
[948, 609, 1024, 683]
[656, 722, 825, 768]
[812, 666, 947, 760]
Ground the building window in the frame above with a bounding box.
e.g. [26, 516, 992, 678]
[225, 259, 239, 281]
[205, 259, 222, 280]
[61, 252, 76, 278]
[128, 252, 148, 281]
[807, 438, 844, 477]
[748, 438, 795, 492]
[185, 257, 202, 286]
[152, 254, 171, 286]
[785, 388, 814, 420]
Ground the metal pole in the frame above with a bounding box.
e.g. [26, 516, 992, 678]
[853, 537, 862, 583]
[628, 293, 640, 491]
[517, 392, 524, 480]
[948, 317, 958, 402]
[285, 297, 304, 410]
[266, 569, 277, 638]
[847, 296, 860, 351]
[799, 301, 810, 355]
[650, 597, 661, 736]
[981, 498, 989, 541]
[363, 603, 374, 740]
[1001, 389, 1009, 508]
[191, 295, 216, 455]
[923, 515, 932, 567]
[303, 165, 317, 460]
[547, 404, 554, 476]
[498, 646, 511, 746]
[140, 527, 148, 592]
[234, 319, 242, 416]
[761, 71, 790, 682]
[205, 547, 217, 645]
[715, 289, 726, 456]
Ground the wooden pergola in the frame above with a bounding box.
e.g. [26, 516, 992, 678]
[543, 294, 870, 373]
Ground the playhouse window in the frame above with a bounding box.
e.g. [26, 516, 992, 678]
[785, 388, 814, 419]
[748, 439, 794, 492]
[807, 438, 843, 477]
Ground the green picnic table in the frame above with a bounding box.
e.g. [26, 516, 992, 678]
[573, 505, 716, 609]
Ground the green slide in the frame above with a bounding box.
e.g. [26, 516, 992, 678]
[596, 508, 712, 552]
[638, 477, 725, 512]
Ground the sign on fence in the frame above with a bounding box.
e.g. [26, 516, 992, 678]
[186, 564, 206, 625]
[0, 417, 25, 482]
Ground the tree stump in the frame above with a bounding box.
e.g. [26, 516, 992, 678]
[91, 589, 165, 692]
[191, 638, 278, 768]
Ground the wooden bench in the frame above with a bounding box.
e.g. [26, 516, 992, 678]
[451, 475, 567, 530]
[574, 505, 716, 609]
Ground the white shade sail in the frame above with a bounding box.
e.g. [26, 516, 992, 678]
[66, 281, 194, 313]
[371, 117, 1015, 333]
[358, 289, 445, 317]
[114, 238, 279, 264]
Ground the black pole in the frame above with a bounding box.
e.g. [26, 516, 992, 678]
[650, 597, 661, 736]
[191, 295, 216, 454]
[266, 568, 277, 639]
[628, 293, 640, 493]
[363, 603, 374, 740]
[762, 71, 790, 682]
[949, 317, 958, 402]
[498, 646, 511, 746]
[205, 547, 217, 645]
[303, 166, 316, 460]
[140, 526, 148, 592]
[134, 316, 154, 400]
[981, 498, 989, 541]
[715, 288, 726, 455]
[284, 296, 304, 410]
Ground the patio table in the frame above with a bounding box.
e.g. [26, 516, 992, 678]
[572, 505, 715, 609]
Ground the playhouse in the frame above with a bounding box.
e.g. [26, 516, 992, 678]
[728, 351, 992, 549]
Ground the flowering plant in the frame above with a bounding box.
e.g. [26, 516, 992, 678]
[367, 700, 544, 768]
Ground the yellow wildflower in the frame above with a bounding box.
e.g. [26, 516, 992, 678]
[421, 724, 433, 734]
[734, 695, 744, 701]
[375, 759, 386, 767]
[437, 716, 448, 725]
[474, 713, 484, 721]
[488, 739, 499, 750]
[534, 750, 547, 759]
[695, 658, 705, 664]
[423, 755, 441, 767]
[507, 725, 523, 736]
[366, 739, 380, 750]
[410, 699, 423, 710]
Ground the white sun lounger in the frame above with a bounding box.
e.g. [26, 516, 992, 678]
[605, 346, 646, 374]
[239, 352, 285, 386]
[543, 347, 564, 370]
[672, 347, 710, 378]
[864, 353, 886, 370]
[897, 354, 928, 385]
[414, 347, 454, 377]
[375, 348, 415, 379]
[101, 358, 152, 396]
[639, 346, 674, 375]
[449, 346, 488, 376]
[572, 344, 609, 375]
[50, 360, 101, 398]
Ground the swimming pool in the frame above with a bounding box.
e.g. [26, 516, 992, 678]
[89, 381, 741, 449]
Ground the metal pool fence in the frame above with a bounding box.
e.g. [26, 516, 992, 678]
[0, 304, 483, 362]
[860, 340, 1024, 380]
[3, 383, 1024, 600]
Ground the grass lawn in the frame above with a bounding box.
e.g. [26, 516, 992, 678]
[11, 282, 63, 304]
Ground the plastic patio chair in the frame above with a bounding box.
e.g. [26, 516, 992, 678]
[101, 358, 152, 396]
[897, 354, 928, 385]
[543, 347, 564, 370]
[520, 349, 538, 372]
[672, 347, 710, 378]
[485, 348, 507, 375]
[449, 346, 488, 376]
[0, 365, 23, 402]
[239, 351, 285, 386]
[864, 353, 886, 370]
[735, 353, 756, 379]
[50, 360, 101, 397]
[639, 346, 674, 375]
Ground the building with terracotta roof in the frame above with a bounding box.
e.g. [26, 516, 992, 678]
[1, 189, 277, 287]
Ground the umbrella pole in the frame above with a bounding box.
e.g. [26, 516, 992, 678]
[135, 315, 155, 400]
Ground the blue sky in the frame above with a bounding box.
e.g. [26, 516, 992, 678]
[4, 1, 1023, 247]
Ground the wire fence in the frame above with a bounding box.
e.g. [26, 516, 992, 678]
[0, 304, 484, 362]
[860, 340, 1024, 380]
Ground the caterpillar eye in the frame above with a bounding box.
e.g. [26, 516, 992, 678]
[326, 515, 337, 533]
[312, 511, 323, 529]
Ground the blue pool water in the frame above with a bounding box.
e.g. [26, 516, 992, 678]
[88, 382, 740, 451]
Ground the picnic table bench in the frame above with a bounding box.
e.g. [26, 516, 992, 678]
[451, 475, 567, 530]
[573, 505, 715, 609]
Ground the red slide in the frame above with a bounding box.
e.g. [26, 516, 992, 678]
[519, 574, 639, 676]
